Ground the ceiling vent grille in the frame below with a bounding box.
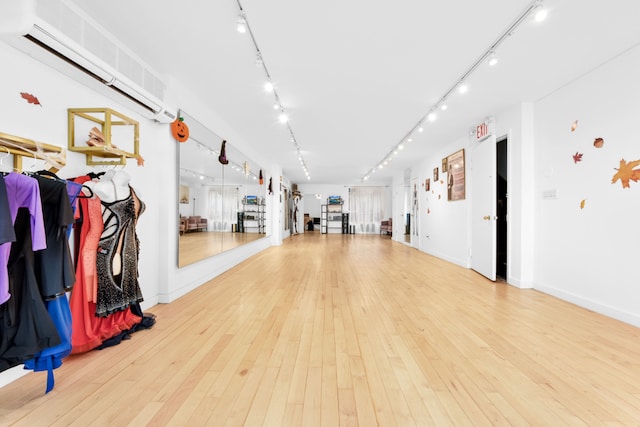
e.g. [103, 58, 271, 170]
[0, 0, 177, 123]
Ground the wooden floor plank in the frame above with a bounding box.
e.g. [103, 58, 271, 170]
[1, 233, 640, 425]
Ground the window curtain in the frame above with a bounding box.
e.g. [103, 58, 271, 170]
[207, 186, 240, 231]
[349, 186, 385, 234]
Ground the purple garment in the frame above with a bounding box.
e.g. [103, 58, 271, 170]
[0, 173, 46, 304]
[0, 175, 16, 245]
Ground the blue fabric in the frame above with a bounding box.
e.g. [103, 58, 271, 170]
[23, 294, 72, 393]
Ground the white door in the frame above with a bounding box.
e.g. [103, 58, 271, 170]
[470, 135, 497, 281]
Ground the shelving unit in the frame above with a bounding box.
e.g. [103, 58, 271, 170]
[67, 108, 140, 166]
[242, 201, 266, 234]
[321, 199, 344, 234]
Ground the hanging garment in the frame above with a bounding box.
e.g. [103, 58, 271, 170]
[218, 140, 229, 165]
[23, 174, 81, 393]
[95, 185, 145, 317]
[69, 176, 141, 354]
[0, 173, 46, 305]
[32, 174, 76, 299]
[0, 174, 16, 245]
[23, 296, 72, 393]
[0, 205, 60, 372]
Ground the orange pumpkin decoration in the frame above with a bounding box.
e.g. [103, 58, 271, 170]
[171, 117, 190, 142]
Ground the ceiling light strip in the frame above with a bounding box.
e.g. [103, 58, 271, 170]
[363, 0, 545, 181]
[236, 0, 311, 180]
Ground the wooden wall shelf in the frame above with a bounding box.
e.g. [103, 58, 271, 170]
[67, 108, 140, 166]
[0, 131, 66, 173]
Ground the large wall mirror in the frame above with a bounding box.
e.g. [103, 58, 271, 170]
[177, 111, 268, 267]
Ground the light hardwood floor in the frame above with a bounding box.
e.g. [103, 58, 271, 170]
[2, 233, 640, 426]
[179, 231, 265, 267]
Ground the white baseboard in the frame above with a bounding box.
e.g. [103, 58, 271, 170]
[0, 365, 29, 389]
[535, 282, 640, 328]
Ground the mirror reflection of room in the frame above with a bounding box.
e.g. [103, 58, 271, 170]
[177, 111, 267, 268]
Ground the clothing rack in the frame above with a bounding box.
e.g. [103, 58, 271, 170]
[0, 132, 66, 173]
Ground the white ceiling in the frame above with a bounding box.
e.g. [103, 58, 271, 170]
[75, 0, 640, 185]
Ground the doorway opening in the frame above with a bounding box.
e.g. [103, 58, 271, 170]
[496, 137, 508, 280]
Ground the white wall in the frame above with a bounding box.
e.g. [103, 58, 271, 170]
[299, 184, 348, 219]
[403, 44, 640, 327]
[411, 136, 472, 268]
[298, 184, 392, 233]
[533, 44, 640, 326]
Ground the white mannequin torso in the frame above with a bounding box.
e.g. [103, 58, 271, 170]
[94, 170, 131, 203]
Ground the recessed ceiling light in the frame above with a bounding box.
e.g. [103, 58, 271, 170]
[428, 112, 437, 122]
[237, 14, 247, 33]
[458, 84, 468, 94]
[534, 2, 547, 22]
[264, 82, 274, 92]
[488, 51, 499, 66]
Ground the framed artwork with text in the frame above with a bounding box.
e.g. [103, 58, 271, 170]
[446, 149, 465, 201]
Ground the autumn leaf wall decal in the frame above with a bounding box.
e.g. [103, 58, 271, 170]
[571, 120, 578, 132]
[20, 92, 42, 106]
[593, 137, 604, 148]
[573, 152, 583, 163]
[580, 199, 586, 209]
[611, 158, 640, 188]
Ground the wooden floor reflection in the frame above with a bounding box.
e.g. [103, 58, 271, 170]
[178, 231, 266, 267]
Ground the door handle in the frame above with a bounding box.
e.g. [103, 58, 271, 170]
[483, 215, 490, 220]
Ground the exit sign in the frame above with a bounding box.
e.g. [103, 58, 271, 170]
[475, 118, 494, 142]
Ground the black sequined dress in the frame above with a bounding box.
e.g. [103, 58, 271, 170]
[95, 186, 145, 317]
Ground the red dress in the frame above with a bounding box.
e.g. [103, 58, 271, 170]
[69, 177, 140, 354]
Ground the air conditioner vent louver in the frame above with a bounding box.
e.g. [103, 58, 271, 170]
[0, 0, 175, 123]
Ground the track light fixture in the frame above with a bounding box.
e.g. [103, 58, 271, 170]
[236, 0, 310, 180]
[488, 50, 499, 66]
[362, 0, 549, 182]
[236, 13, 247, 33]
[534, 1, 548, 22]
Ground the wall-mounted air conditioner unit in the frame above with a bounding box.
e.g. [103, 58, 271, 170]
[0, 0, 177, 124]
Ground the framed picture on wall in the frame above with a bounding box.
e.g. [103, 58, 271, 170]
[179, 185, 190, 204]
[425, 178, 430, 191]
[446, 148, 465, 201]
[442, 157, 448, 172]
[433, 167, 439, 182]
